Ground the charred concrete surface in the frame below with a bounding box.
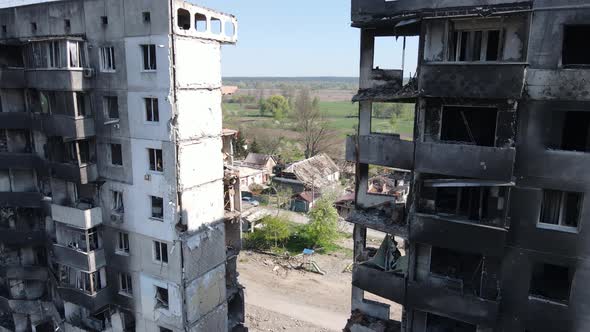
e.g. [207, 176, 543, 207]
[0, 0, 241, 331]
[347, 1, 590, 331]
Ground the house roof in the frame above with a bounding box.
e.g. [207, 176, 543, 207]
[222, 128, 238, 137]
[283, 153, 340, 188]
[296, 191, 322, 203]
[238, 166, 265, 178]
[221, 86, 239, 95]
[243, 153, 274, 169]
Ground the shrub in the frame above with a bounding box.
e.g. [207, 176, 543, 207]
[301, 197, 340, 249]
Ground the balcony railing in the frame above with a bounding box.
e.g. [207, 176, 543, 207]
[346, 134, 414, 170]
[0, 67, 25, 88]
[49, 162, 98, 184]
[52, 244, 106, 272]
[25, 68, 92, 91]
[51, 204, 102, 229]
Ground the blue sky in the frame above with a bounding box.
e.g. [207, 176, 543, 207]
[194, 0, 418, 77]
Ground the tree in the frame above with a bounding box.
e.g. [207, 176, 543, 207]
[294, 89, 331, 158]
[303, 197, 340, 248]
[235, 133, 248, 159]
[260, 95, 291, 120]
[260, 216, 291, 247]
[250, 139, 261, 153]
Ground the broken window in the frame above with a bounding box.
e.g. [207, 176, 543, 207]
[211, 17, 222, 34]
[148, 148, 163, 172]
[430, 247, 484, 297]
[151, 196, 164, 219]
[562, 25, 590, 66]
[64, 19, 71, 30]
[539, 190, 582, 230]
[530, 262, 573, 304]
[145, 98, 159, 122]
[154, 241, 168, 263]
[426, 312, 476, 332]
[373, 36, 419, 73]
[548, 111, 590, 152]
[143, 12, 151, 23]
[440, 106, 498, 147]
[87, 227, 100, 251]
[0, 45, 24, 67]
[116, 231, 129, 254]
[141, 44, 157, 71]
[371, 102, 415, 135]
[110, 144, 123, 166]
[177, 9, 191, 30]
[99, 46, 116, 72]
[75, 92, 90, 117]
[448, 29, 501, 62]
[112, 191, 124, 213]
[119, 272, 133, 295]
[155, 286, 169, 309]
[195, 13, 207, 32]
[101, 16, 108, 25]
[103, 96, 119, 120]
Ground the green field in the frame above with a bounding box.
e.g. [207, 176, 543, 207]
[223, 101, 415, 139]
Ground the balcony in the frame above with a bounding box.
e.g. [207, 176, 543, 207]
[0, 68, 25, 88]
[415, 142, 516, 181]
[419, 63, 526, 99]
[352, 264, 406, 304]
[525, 297, 571, 332]
[406, 281, 499, 326]
[38, 115, 96, 139]
[410, 213, 507, 256]
[51, 204, 102, 229]
[517, 149, 590, 186]
[57, 287, 111, 312]
[0, 192, 44, 208]
[346, 208, 407, 237]
[25, 68, 92, 91]
[52, 244, 106, 272]
[0, 296, 56, 316]
[49, 162, 98, 184]
[346, 134, 414, 170]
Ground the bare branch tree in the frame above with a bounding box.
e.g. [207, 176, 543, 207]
[294, 89, 331, 158]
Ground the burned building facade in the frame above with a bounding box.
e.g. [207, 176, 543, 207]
[0, 0, 244, 331]
[346, 1, 590, 331]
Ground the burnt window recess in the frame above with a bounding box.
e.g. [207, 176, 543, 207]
[151, 196, 164, 220]
[116, 231, 129, 253]
[64, 19, 71, 31]
[77, 140, 93, 164]
[426, 312, 476, 332]
[143, 12, 151, 23]
[110, 144, 123, 166]
[177, 9, 191, 30]
[119, 273, 132, 295]
[154, 241, 168, 263]
[101, 16, 108, 25]
[440, 106, 498, 147]
[155, 286, 169, 309]
[539, 190, 582, 230]
[112, 191, 124, 213]
[371, 102, 415, 135]
[430, 247, 488, 298]
[31, 22, 37, 33]
[75, 92, 90, 117]
[148, 148, 163, 172]
[1, 25, 6, 35]
[103, 96, 119, 120]
[448, 29, 501, 62]
[530, 262, 573, 304]
[145, 98, 159, 122]
[562, 25, 590, 67]
[548, 111, 590, 152]
[141, 44, 157, 71]
[195, 13, 207, 32]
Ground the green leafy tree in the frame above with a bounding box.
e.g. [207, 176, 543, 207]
[260, 216, 291, 247]
[260, 95, 291, 120]
[250, 139, 261, 153]
[304, 197, 340, 248]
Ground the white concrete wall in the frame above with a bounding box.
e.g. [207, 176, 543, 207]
[174, 90, 222, 140]
[139, 273, 183, 329]
[174, 37, 221, 89]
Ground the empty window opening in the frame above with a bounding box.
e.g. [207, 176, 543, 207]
[367, 165, 411, 199]
[0, 45, 24, 67]
[2, 25, 6, 35]
[562, 25, 590, 66]
[148, 148, 163, 172]
[225, 21, 235, 37]
[371, 102, 415, 135]
[119, 273, 133, 295]
[448, 29, 501, 62]
[177, 9, 191, 30]
[373, 36, 419, 76]
[64, 19, 71, 30]
[426, 312, 476, 332]
[430, 247, 484, 297]
[75, 92, 90, 117]
[155, 286, 169, 309]
[103, 96, 119, 120]
[116, 231, 129, 253]
[154, 241, 168, 263]
[530, 262, 573, 304]
[145, 98, 159, 122]
[539, 190, 582, 230]
[110, 144, 123, 166]
[195, 13, 207, 32]
[112, 191, 124, 213]
[440, 106, 498, 147]
[143, 12, 151, 23]
[99, 46, 116, 72]
[151, 196, 163, 219]
[549, 111, 590, 152]
[101, 16, 108, 25]
[211, 17, 222, 34]
[31, 22, 37, 33]
[141, 44, 157, 70]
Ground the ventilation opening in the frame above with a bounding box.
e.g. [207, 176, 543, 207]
[371, 102, 415, 136]
[430, 247, 483, 296]
[549, 111, 590, 152]
[177, 9, 191, 30]
[562, 25, 590, 66]
[539, 189, 582, 230]
[426, 312, 476, 332]
[195, 13, 207, 32]
[530, 262, 573, 304]
[440, 106, 497, 147]
[211, 17, 222, 34]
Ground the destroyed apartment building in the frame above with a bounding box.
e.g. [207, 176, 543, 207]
[346, 0, 590, 331]
[0, 0, 245, 331]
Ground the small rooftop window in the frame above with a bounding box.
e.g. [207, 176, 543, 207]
[101, 16, 108, 25]
[195, 13, 207, 32]
[177, 9, 191, 30]
[211, 17, 222, 34]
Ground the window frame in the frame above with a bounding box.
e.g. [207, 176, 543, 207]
[155, 286, 169, 309]
[141, 44, 157, 71]
[103, 96, 119, 121]
[150, 195, 164, 220]
[446, 19, 504, 63]
[148, 148, 163, 172]
[99, 46, 116, 72]
[538, 189, 583, 233]
[145, 97, 160, 123]
[153, 241, 168, 264]
[112, 190, 124, 213]
[118, 272, 133, 296]
[110, 143, 123, 166]
[116, 231, 129, 254]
